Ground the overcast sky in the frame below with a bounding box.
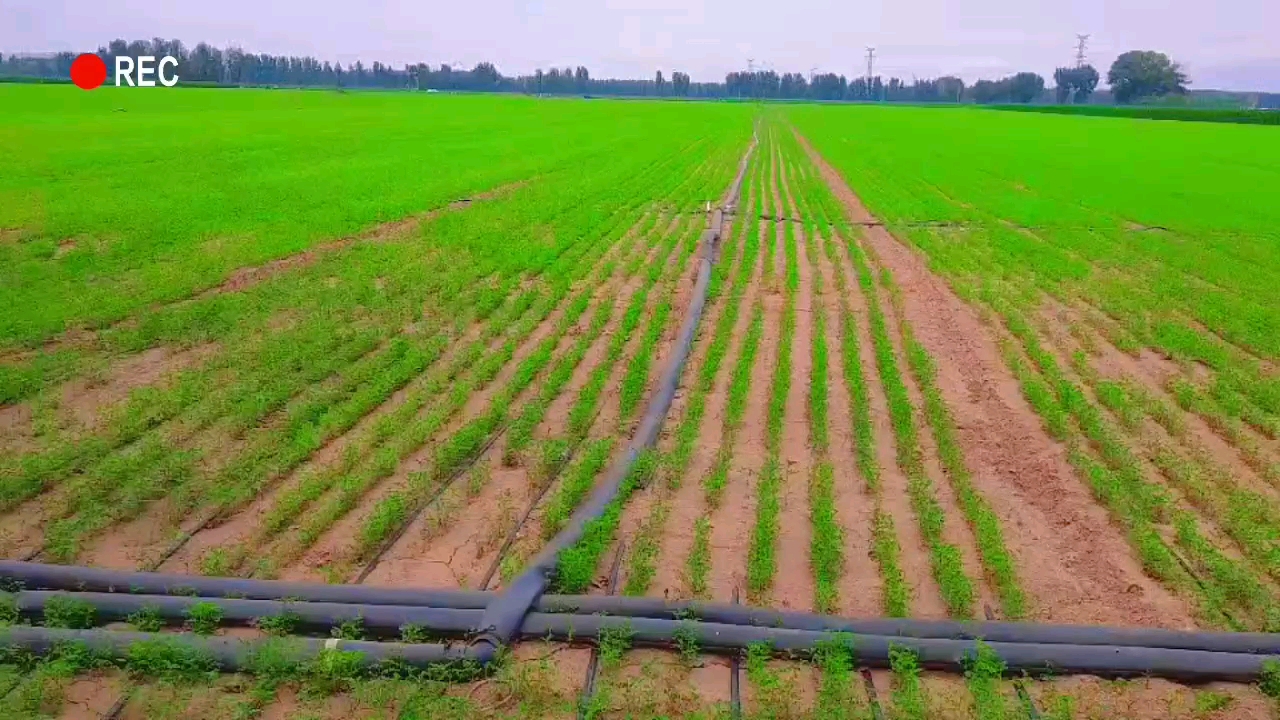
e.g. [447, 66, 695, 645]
[3, 0, 1277, 91]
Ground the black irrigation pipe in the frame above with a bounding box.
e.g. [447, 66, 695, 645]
[472, 132, 756, 654]
[576, 542, 625, 719]
[7, 592, 1279, 682]
[9, 561, 1280, 657]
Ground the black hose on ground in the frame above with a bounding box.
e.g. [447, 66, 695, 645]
[5, 594, 1277, 682]
[472, 133, 757, 653]
[8, 561, 1280, 656]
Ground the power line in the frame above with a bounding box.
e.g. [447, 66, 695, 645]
[1075, 35, 1089, 67]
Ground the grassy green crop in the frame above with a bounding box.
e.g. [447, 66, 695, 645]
[888, 645, 929, 720]
[964, 642, 1010, 720]
[0, 86, 750, 354]
[804, 219, 843, 614]
[821, 224, 908, 617]
[2, 88, 752, 572]
[794, 102, 1280, 626]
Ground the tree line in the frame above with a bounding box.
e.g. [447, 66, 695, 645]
[0, 37, 1191, 105]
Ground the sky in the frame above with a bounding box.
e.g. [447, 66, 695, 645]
[3, 0, 1278, 92]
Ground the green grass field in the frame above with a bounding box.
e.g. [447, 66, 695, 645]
[2, 86, 1280, 719]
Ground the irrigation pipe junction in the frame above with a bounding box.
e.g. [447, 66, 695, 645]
[4, 137, 1278, 685]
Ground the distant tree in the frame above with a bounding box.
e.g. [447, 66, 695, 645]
[1108, 51, 1188, 103]
[1053, 65, 1100, 103]
[811, 73, 846, 101]
[1009, 72, 1045, 103]
[472, 61, 500, 88]
[574, 65, 589, 93]
[655, 70, 665, 95]
[937, 76, 965, 102]
[671, 71, 690, 96]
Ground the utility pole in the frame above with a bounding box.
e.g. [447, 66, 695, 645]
[1075, 35, 1089, 68]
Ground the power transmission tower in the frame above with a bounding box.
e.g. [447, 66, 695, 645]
[865, 47, 875, 82]
[1075, 35, 1089, 67]
[809, 66, 818, 84]
[748, 58, 755, 73]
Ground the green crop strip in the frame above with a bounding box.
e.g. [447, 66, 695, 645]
[805, 218, 843, 614]
[682, 516, 713, 597]
[1033, 315, 1280, 626]
[985, 287, 1256, 628]
[812, 635, 865, 720]
[788, 128, 912, 618]
[746, 202, 798, 603]
[888, 645, 929, 720]
[745, 641, 804, 719]
[233, 207, 667, 576]
[964, 642, 1010, 720]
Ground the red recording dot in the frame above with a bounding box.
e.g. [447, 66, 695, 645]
[70, 53, 107, 90]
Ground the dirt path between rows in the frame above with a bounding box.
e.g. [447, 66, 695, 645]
[796, 126, 1196, 628]
[865, 242, 999, 616]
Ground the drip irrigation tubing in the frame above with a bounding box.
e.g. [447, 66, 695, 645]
[353, 426, 508, 584]
[861, 669, 885, 720]
[9, 560, 1280, 657]
[576, 542, 625, 719]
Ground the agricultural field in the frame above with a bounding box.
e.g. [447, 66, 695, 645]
[1, 85, 1279, 719]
